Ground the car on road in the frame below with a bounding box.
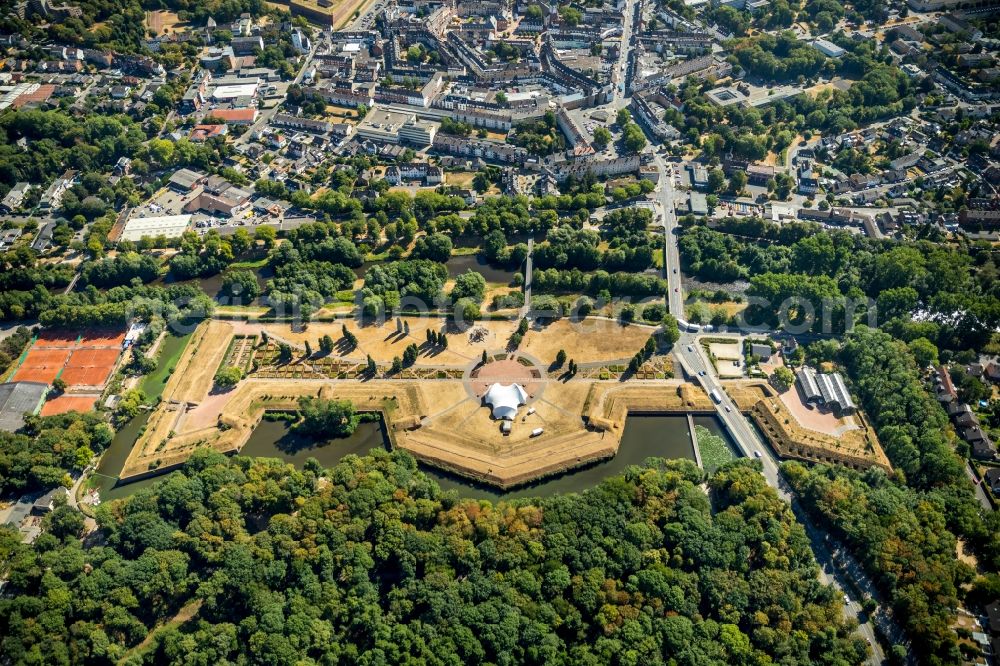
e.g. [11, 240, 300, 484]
[672, 268, 677, 273]
[725, 405, 731, 412]
[686, 345, 693, 352]
[753, 450, 763, 458]
[843, 594, 850, 604]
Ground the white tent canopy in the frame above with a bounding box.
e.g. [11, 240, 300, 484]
[483, 383, 528, 421]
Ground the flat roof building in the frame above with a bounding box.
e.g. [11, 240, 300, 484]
[0, 382, 48, 432]
[121, 215, 192, 242]
[212, 82, 259, 100]
[813, 39, 846, 58]
[689, 191, 708, 215]
[355, 110, 437, 145]
[705, 86, 749, 107]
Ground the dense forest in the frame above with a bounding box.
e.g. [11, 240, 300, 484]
[785, 462, 968, 664]
[0, 452, 869, 665]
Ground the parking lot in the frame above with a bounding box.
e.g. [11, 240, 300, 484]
[131, 187, 194, 219]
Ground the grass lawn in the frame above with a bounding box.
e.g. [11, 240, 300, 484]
[229, 257, 269, 269]
[696, 425, 734, 475]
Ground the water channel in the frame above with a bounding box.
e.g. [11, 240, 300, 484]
[151, 266, 272, 306]
[93, 410, 734, 503]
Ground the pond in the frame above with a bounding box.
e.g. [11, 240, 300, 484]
[93, 412, 734, 504]
[239, 417, 389, 468]
[445, 254, 516, 284]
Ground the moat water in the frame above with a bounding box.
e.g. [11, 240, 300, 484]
[94, 411, 733, 503]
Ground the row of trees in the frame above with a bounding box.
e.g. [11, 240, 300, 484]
[532, 267, 667, 297]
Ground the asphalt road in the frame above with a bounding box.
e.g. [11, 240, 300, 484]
[676, 339, 892, 664]
[651, 153, 894, 664]
[611, 0, 639, 108]
[652, 152, 683, 317]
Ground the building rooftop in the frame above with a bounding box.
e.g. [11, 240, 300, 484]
[0, 381, 48, 432]
[121, 215, 193, 242]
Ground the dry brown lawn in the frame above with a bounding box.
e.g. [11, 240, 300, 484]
[164, 320, 234, 403]
[145, 10, 187, 34]
[520, 319, 655, 365]
[446, 172, 477, 188]
[324, 108, 361, 125]
[231, 319, 520, 366]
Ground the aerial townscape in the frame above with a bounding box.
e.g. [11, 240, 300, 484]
[0, 0, 1000, 661]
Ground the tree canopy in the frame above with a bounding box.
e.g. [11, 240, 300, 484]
[0, 452, 869, 665]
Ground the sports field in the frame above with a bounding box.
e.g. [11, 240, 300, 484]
[61, 348, 122, 387]
[40, 395, 98, 416]
[12, 349, 71, 384]
[11, 328, 125, 414]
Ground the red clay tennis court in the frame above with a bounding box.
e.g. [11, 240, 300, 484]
[10, 328, 124, 389]
[60, 348, 121, 386]
[12, 349, 72, 384]
[40, 395, 98, 416]
[79, 329, 127, 347]
[33, 330, 78, 348]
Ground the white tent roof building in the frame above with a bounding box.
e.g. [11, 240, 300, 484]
[483, 383, 528, 421]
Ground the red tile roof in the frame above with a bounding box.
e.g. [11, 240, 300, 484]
[209, 108, 258, 123]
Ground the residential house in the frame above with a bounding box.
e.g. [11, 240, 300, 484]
[1, 182, 32, 213]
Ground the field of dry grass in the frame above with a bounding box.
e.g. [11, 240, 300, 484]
[145, 10, 187, 34]
[164, 320, 234, 403]
[230, 319, 521, 366]
[520, 319, 656, 365]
